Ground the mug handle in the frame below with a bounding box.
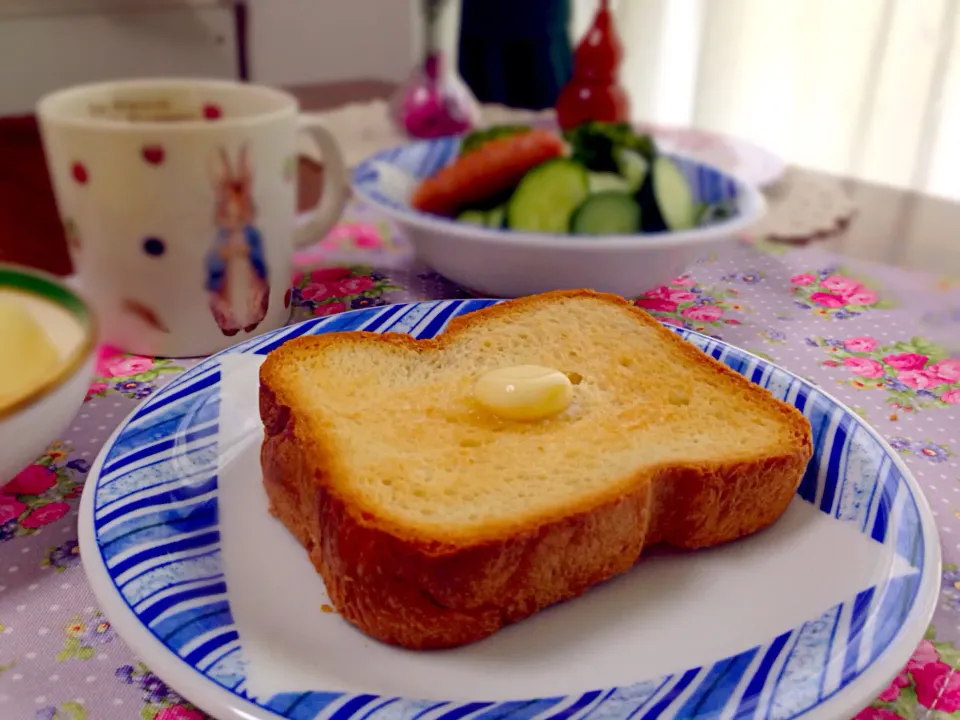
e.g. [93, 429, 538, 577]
[294, 115, 349, 248]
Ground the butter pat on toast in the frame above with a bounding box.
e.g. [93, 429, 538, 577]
[259, 290, 813, 649]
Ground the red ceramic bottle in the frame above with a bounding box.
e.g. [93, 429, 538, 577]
[555, 0, 630, 130]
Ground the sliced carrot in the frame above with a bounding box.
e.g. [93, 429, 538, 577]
[411, 129, 566, 217]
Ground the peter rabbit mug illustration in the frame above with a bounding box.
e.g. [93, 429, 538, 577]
[38, 79, 349, 357]
[206, 145, 270, 337]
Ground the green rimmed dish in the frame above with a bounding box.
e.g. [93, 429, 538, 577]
[0, 263, 97, 481]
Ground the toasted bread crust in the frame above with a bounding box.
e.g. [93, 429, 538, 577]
[260, 290, 813, 649]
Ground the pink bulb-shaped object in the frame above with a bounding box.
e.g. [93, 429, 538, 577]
[389, 52, 480, 139]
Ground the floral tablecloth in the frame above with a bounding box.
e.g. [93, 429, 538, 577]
[2, 201, 960, 720]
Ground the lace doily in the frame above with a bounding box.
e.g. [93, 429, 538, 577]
[746, 169, 858, 242]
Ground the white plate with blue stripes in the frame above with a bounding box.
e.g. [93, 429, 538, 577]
[78, 299, 939, 720]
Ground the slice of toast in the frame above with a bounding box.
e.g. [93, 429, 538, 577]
[259, 290, 812, 649]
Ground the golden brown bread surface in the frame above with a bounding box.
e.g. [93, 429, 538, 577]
[259, 290, 813, 649]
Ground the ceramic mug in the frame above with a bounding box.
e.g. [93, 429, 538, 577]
[38, 79, 349, 357]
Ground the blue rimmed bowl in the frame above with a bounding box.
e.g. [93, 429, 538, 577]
[352, 137, 766, 298]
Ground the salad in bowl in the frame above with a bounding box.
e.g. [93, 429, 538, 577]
[352, 122, 765, 298]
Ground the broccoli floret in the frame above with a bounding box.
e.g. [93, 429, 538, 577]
[564, 122, 656, 173]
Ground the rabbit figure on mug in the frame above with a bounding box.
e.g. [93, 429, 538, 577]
[204, 145, 270, 336]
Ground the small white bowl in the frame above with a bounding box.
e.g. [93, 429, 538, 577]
[352, 136, 766, 298]
[0, 264, 96, 482]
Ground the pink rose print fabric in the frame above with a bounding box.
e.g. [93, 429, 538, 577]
[1, 443, 88, 542]
[111, 662, 207, 719]
[790, 267, 891, 320]
[856, 633, 960, 718]
[635, 274, 748, 337]
[1, 214, 960, 719]
[291, 265, 401, 317]
[808, 334, 960, 412]
[293, 221, 399, 269]
[85, 345, 184, 402]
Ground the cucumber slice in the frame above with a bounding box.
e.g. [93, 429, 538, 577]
[507, 159, 590, 233]
[457, 205, 507, 228]
[486, 205, 506, 228]
[616, 149, 649, 192]
[588, 172, 632, 194]
[637, 156, 696, 232]
[570, 191, 642, 235]
[457, 209, 489, 226]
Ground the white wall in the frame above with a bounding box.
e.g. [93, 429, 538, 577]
[246, 0, 420, 86]
[0, 0, 423, 115]
[0, 3, 236, 115]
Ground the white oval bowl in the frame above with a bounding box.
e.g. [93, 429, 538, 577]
[352, 136, 767, 297]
